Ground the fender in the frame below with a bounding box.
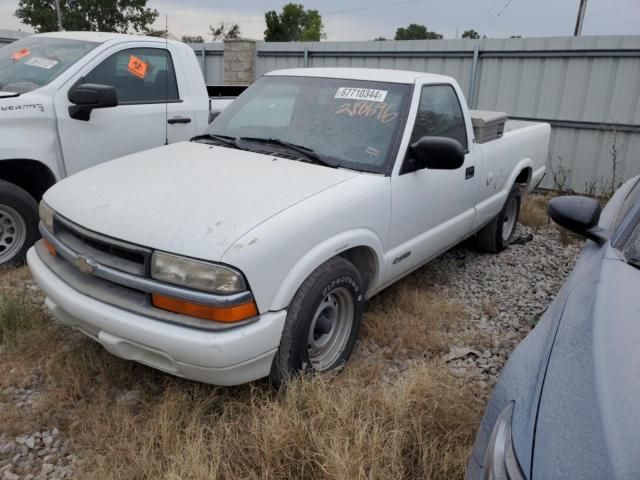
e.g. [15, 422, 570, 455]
[269, 228, 385, 312]
[474, 157, 534, 231]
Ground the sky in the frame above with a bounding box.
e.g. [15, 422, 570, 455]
[1, 0, 639, 41]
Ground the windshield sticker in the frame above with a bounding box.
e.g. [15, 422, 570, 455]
[335, 101, 398, 124]
[10, 48, 30, 61]
[127, 55, 149, 79]
[24, 57, 58, 69]
[335, 87, 388, 103]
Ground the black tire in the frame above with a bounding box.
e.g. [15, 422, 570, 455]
[476, 184, 522, 253]
[270, 257, 365, 385]
[0, 180, 40, 266]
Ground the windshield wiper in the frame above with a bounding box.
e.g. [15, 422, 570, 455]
[190, 134, 245, 150]
[239, 137, 338, 168]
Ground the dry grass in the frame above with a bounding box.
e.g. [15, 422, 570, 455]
[0, 269, 48, 349]
[362, 276, 466, 360]
[0, 269, 481, 480]
[519, 193, 551, 230]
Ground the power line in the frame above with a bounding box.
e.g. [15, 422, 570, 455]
[481, 0, 516, 36]
[476, 0, 503, 32]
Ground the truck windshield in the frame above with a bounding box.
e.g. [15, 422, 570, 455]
[0, 36, 98, 94]
[206, 76, 411, 173]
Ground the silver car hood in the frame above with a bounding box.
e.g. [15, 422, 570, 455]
[532, 248, 640, 479]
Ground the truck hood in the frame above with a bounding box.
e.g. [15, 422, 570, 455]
[44, 141, 358, 261]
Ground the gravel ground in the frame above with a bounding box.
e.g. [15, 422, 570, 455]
[353, 223, 582, 394]
[0, 223, 581, 479]
[435, 224, 581, 388]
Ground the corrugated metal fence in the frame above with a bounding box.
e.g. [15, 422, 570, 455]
[198, 36, 640, 193]
[188, 42, 225, 85]
[4, 33, 639, 192]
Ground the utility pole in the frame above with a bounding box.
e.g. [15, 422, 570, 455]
[54, 0, 63, 31]
[573, 0, 588, 36]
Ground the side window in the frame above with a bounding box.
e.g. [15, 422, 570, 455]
[410, 85, 468, 149]
[83, 48, 179, 104]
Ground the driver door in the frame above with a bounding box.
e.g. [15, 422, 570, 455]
[385, 82, 480, 282]
[54, 42, 196, 176]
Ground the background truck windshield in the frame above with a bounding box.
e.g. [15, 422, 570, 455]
[0, 36, 98, 94]
[208, 76, 411, 173]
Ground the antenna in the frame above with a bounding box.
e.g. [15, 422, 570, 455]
[164, 14, 169, 146]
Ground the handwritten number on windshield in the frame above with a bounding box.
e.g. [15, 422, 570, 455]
[335, 101, 398, 124]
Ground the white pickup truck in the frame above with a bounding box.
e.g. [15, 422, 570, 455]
[0, 32, 217, 266]
[28, 68, 550, 386]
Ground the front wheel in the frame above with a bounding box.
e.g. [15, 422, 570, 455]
[270, 257, 364, 385]
[476, 184, 522, 253]
[0, 180, 39, 266]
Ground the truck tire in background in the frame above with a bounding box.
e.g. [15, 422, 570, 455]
[0, 180, 40, 266]
[270, 257, 365, 385]
[476, 184, 522, 253]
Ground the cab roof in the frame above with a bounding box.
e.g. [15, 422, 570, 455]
[36, 31, 183, 46]
[266, 68, 453, 85]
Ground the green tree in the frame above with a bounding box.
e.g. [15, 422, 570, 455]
[373, 36, 389, 41]
[394, 24, 443, 40]
[462, 29, 480, 39]
[181, 34, 205, 43]
[264, 3, 324, 42]
[15, 0, 158, 33]
[210, 22, 241, 40]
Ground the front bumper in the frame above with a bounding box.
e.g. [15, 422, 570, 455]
[27, 247, 287, 386]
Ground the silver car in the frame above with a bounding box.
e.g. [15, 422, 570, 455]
[467, 175, 640, 479]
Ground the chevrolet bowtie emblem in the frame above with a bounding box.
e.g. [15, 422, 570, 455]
[72, 255, 97, 274]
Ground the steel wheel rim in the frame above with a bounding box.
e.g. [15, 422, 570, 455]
[307, 287, 354, 371]
[0, 205, 26, 264]
[502, 197, 518, 242]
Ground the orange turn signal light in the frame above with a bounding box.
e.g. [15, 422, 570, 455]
[152, 294, 258, 323]
[43, 238, 57, 257]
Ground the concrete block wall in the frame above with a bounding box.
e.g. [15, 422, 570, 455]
[223, 39, 256, 86]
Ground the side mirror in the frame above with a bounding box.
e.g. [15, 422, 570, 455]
[68, 83, 118, 121]
[404, 136, 465, 174]
[548, 196, 607, 245]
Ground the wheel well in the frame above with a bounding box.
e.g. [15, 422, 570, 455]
[339, 246, 378, 292]
[0, 160, 56, 202]
[515, 167, 532, 187]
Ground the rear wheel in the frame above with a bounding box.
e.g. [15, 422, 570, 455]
[270, 257, 364, 384]
[476, 184, 521, 253]
[0, 180, 39, 266]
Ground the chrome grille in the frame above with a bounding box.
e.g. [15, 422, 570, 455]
[53, 215, 149, 276]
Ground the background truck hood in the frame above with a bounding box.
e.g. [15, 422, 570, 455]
[44, 141, 357, 261]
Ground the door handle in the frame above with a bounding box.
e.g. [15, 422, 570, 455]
[168, 116, 191, 124]
[465, 166, 475, 180]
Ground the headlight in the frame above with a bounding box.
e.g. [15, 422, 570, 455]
[39, 200, 54, 231]
[483, 402, 525, 480]
[151, 251, 247, 294]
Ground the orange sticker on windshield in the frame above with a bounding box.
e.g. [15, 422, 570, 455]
[10, 48, 30, 61]
[127, 55, 148, 79]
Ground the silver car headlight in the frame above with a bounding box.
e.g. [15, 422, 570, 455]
[39, 200, 54, 232]
[483, 402, 526, 480]
[151, 251, 247, 294]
